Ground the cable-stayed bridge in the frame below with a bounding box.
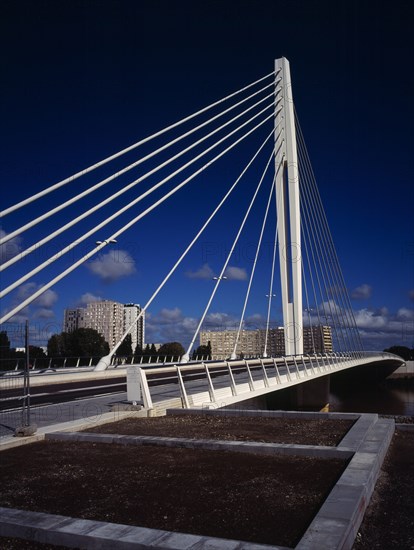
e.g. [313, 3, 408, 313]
[0, 58, 404, 412]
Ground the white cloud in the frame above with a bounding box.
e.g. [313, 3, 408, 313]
[1, 282, 59, 342]
[0, 228, 22, 263]
[33, 289, 58, 308]
[185, 263, 215, 280]
[158, 307, 182, 321]
[144, 308, 266, 348]
[2, 307, 31, 325]
[203, 312, 266, 331]
[32, 308, 56, 319]
[11, 282, 58, 314]
[301, 300, 414, 349]
[86, 250, 136, 282]
[204, 312, 239, 329]
[224, 266, 248, 281]
[354, 308, 387, 329]
[145, 307, 198, 346]
[144, 302, 413, 353]
[396, 308, 414, 321]
[351, 284, 372, 300]
[185, 264, 248, 281]
[353, 307, 414, 350]
[78, 292, 103, 305]
[15, 282, 36, 300]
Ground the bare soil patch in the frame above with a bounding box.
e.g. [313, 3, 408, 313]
[86, 414, 354, 446]
[0, 439, 348, 548]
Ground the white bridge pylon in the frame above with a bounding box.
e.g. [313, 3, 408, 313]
[274, 57, 303, 356]
[1, 57, 366, 369]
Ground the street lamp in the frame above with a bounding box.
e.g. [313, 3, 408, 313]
[95, 239, 118, 245]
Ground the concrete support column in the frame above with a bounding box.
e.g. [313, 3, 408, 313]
[293, 376, 330, 411]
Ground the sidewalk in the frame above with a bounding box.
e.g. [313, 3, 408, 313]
[0, 392, 137, 449]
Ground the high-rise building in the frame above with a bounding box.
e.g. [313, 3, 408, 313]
[123, 303, 145, 352]
[64, 300, 145, 351]
[200, 325, 332, 359]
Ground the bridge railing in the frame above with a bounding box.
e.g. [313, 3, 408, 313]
[135, 351, 373, 410]
[0, 353, 214, 376]
[111, 354, 211, 366]
[0, 355, 105, 373]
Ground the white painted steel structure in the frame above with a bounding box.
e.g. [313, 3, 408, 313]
[0, 57, 377, 378]
[134, 352, 403, 414]
[274, 58, 303, 356]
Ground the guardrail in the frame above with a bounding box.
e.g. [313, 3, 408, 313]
[0, 354, 213, 373]
[134, 351, 404, 411]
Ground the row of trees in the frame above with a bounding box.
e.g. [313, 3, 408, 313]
[0, 330, 48, 370]
[47, 329, 109, 357]
[47, 329, 212, 360]
[117, 337, 212, 360]
[383, 346, 414, 361]
[1, 327, 213, 371]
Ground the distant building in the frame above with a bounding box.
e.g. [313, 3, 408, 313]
[200, 325, 332, 359]
[63, 308, 83, 333]
[64, 300, 145, 351]
[123, 303, 145, 351]
[199, 329, 261, 358]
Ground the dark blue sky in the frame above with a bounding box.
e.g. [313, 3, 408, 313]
[1, 0, 413, 349]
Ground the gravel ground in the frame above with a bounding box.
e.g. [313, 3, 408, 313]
[0, 417, 414, 550]
[0, 439, 347, 548]
[0, 415, 352, 549]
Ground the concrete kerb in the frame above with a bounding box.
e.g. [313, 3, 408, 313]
[0, 409, 395, 550]
[297, 416, 395, 550]
[0, 408, 149, 452]
[45, 431, 354, 460]
[0, 507, 289, 550]
[395, 423, 414, 432]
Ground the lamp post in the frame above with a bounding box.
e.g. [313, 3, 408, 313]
[263, 294, 277, 358]
[95, 239, 117, 245]
[15, 320, 37, 437]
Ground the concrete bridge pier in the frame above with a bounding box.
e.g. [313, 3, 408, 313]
[221, 376, 331, 413]
[291, 375, 330, 411]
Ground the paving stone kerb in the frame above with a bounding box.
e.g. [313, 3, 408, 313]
[0, 410, 394, 550]
[0, 507, 287, 550]
[45, 431, 354, 460]
[0, 408, 146, 452]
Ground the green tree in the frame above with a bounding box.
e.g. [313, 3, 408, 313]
[47, 333, 71, 357]
[0, 330, 11, 357]
[134, 343, 143, 357]
[150, 343, 158, 356]
[26, 346, 47, 368]
[116, 334, 133, 356]
[0, 331, 12, 370]
[29, 346, 47, 358]
[193, 341, 212, 360]
[384, 346, 413, 361]
[158, 342, 185, 358]
[68, 328, 109, 357]
[47, 329, 109, 357]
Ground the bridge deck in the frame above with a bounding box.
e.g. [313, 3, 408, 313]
[136, 352, 403, 416]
